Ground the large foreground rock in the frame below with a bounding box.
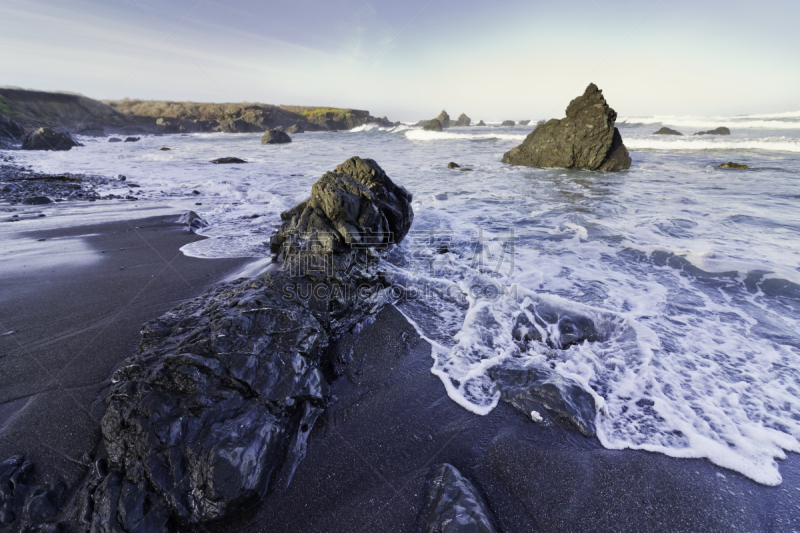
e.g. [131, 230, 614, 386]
[502, 83, 631, 171]
[76, 157, 414, 532]
[262, 129, 291, 144]
[422, 464, 498, 533]
[22, 128, 82, 151]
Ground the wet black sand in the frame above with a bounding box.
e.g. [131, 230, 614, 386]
[0, 215, 251, 501]
[214, 305, 800, 533]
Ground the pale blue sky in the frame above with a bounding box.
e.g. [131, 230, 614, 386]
[3, 0, 799, 121]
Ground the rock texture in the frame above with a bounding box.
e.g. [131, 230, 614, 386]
[501, 120, 515, 126]
[423, 119, 443, 132]
[72, 157, 413, 533]
[694, 127, 730, 136]
[455, 114, 471, 127]
[0, 113, 25, 140]
[447, 162, 460, 169]
[719, 162, 748, 169]
[262, 129, 292, 144]
[0, 455, 65, 528]
[654, 127, 683, 135]
[437, 111, 451, 129]
[22, 128, 81, 151]
[477, 120, 485, 126]
[210, 157, 247, 164]
[502, 84, 631, 171]
[421, 464, 498, 533]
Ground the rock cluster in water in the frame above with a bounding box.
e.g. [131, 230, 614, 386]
[22, 127, 82, 151]
[73, 157, 413, 532]
[502, 83, 631, 171]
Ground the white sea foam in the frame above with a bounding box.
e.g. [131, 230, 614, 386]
[404, 129, 528, 142]
[619, 112, 800, 131]
[625, 137, 800, 153]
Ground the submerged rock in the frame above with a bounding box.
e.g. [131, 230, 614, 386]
[421, 464, 498, 533]
[123, 137, 140, 142]
[78, 157, 414, 533]
[22, 128, 81, 151]
[694, 127, 730, 136]
[455, 113, 471, 127]
[490, 361, 598, 437]
[653, 126, 683, 135]
[210, 157, 247, 164]
[424, 118, 443, 132]
[501, 120, 515, 126]
[502, 83, 631, 171]
[719, 161, 748, 169]
[262, 129, 292, 144]
[447, 162, 460, 169]
[437, 111, 451, 128]
[108, 137, 122, 143]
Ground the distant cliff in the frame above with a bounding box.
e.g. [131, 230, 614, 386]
[0, 88, 395, 134]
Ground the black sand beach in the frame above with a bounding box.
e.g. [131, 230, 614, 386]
[0, 215, 250, 509]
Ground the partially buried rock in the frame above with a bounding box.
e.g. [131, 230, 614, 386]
[653, 126, 683, 136]
[159, 147, 171, 151]
[177, 210, 208, 232]
[424, 119, 443, 132]
[694, 127, 730, 136]
[456, 113, 471, 127]
[719, 161, 748, 169]
[210, 157, 246, 164]
[501, 120, 515, 126]
[502, 83, 631, 171]
[22, 128, 81, 151]
[22, 197, 52, 205]
[262, 129, 291, 144]
[421, 464, 498, 533]
[79, 156, 414, 533]
[489, 360, 598, 437]
[108, 137, 122, 143]
[447, 162, 460, 169]
[123, 137, 140, 143]
[286, 124, 304, 134]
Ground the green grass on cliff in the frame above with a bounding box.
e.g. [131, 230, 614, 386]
[301, 108, 353, 120]
[0, 98, 12, 116]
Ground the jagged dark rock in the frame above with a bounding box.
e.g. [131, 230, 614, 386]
[423, 119, 442, 132]
[0, 113, 25, 140]
[210, 157, 247, 164]
[0, 455, 65, 529]
[123, 137, 140, 142]
[502, 84, 631, 171]
[654, 126, 683, 135]
[177, 210, 208, 232]
[501, 120, 515, 126]
[437, 111, 451, 128]
[22, 128, 81, 151]
[455, 113, 471, 127]
[719, 162, 748, 169]
[694, 127, 730, 136]
[489, 360, 598, 437]
[262, 129, 292, 144]
[73, 157, 414, 533]
[421, 463, 498, 533]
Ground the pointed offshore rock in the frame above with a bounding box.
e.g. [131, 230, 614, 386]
[437, 110, 451, 128]
[502, 83, 631, 171]
[421, 464, 498, 533]
[455, 113, 471, 127]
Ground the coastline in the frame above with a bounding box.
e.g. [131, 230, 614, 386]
[0, 215, 252, 504]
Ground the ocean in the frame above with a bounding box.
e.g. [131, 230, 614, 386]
[6, 112, 800, 486]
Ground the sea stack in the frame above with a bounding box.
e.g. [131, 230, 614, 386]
[502, 83, 631, 171]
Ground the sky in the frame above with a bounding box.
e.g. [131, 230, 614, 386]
[2, 0, 800, 121]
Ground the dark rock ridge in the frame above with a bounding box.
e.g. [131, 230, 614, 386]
[22, 127, 82, 151]
[501, 120, 515, 126]
[502, 83, 632, 171]
[455, 113, 471, 127]
[262, 129, 291, 144]
[70, 157, 413, 533]
[719, 161, 748, 169]
[421, 463, 498, 533]
[123, 137, 140, 142]
[654, 126, 683, 135]
[423, 119, 443, 132]
[694, 127, 730, 136]
[210, 157, 247, 164]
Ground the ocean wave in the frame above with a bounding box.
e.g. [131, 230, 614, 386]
[405, 129, 528, 142]
[624, 137, 800, 153]
[619, 113, 800, 131]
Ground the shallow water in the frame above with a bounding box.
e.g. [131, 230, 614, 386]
[4, 111, 800, 485]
